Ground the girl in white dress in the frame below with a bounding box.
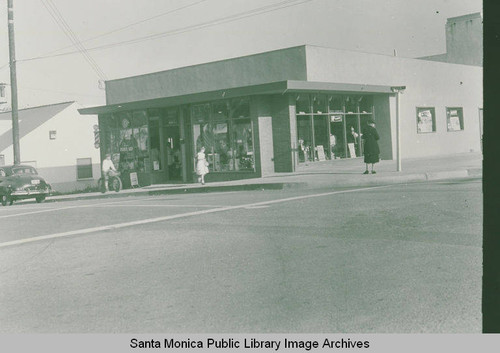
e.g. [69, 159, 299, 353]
[196, 146, 209, 184]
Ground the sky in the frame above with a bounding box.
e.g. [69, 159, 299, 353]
[0, 0, 482, 109]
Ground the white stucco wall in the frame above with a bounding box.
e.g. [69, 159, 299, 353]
[304, 45, 483, 158]
[1, 103, 100, 191]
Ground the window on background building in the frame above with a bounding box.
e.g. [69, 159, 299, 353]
[77, 158, 92, 179]
[446, 107, 464, 131]
[416, 107, 436, 133]
[49, 130, 57, 140]
[0, 154, 4, 166]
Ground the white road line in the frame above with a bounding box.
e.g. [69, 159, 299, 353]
[0, 204, 85, 219]
[90, 204, 231, 208]
[0, 197, 157, 219]
[0, 185, 392, 249]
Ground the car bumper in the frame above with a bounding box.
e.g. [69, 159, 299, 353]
[11, 189, 50, 196]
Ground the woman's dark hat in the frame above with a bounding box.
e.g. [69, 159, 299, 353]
[367, 119, 375, 124]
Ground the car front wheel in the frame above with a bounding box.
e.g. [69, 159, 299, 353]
[36, 195, 46, 203]
[1, 194, 12, 206]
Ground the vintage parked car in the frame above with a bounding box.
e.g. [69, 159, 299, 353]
[0, 165, 52, 206]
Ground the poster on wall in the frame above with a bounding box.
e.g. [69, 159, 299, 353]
[447, 109, 462, 131]
[417, 108, 434, 133]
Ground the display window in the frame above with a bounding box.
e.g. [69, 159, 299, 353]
[446, 107, 464, 131]
[330, 117, 345, 159]
[149, 117, 161, 171]
[297, 93, 372, 162]
[344, 96, 359, 114]
[328, 95, 343, 113]
[191, 98, 254, 173]
[312, 95, 327, 114]
[359, 96, 373, 114]
[296, 94, 311, 114]
[100, 110, 149, 173]
[297, 115, 313, 162]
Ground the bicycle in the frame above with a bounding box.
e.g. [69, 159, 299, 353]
[98, 172, 122, 193]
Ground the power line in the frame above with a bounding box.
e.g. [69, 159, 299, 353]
[1, 82, 103, 98]
[40, 0, 108, 80]
[0, 0, 209, 72]
[41, 0, 107, 80]
[40, 0, 209, 57]
[19, 0, 314, 62]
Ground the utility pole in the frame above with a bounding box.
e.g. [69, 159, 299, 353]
[8, 0, 20, 165]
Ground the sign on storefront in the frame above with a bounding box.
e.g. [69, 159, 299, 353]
[130, 172, 139, 188]
[316, 145, 326, 161]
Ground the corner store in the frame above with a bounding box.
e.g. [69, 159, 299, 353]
[79, 45, 482, 187]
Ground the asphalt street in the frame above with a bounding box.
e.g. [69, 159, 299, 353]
[0, 179, 482, 333]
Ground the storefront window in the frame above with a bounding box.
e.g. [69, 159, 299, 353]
[296, 94, 374, 162]
[192, 103, 212, 159]
[232, 119, 254, 171]
[232, 98, 250, 119]
[149, 118, 161, 171]
[191, 99, 253, 173]
[345, 115, 359, 158]
[212, 122, 229, 171]
[193, 121, 212, 163]
[330, 116, 345, 159]
[359, 96, 373, 114]
[296, 94, 311, 114]
[328, 96, 343, 113]
[297, 115, 313, 162]
[100, 111, 149, 173]
[345, 96, 359, 114]
[312, 95, 327, 114]
[313, 115, 329, 160]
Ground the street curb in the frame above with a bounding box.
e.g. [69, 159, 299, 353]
[425, 170, 469, 180]
[45, 168, 481, 203]
[467, 168, 482, 178]
[46, 182, 306, 203]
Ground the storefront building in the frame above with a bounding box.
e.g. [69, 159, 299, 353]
[79, 45, 482, 187]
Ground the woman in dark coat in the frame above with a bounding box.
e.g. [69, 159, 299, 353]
[361, 119, 380, 174]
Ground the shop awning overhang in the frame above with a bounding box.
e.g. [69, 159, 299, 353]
[78, 80, 395, 115]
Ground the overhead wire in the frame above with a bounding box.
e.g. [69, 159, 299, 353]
[39, 0, 210, 57]
[0, 0, 209, 74]
[19, 0, 314, 62]
[39, 0, 108, 81]
[1, 82, 103, 98]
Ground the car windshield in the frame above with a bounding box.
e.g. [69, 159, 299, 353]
[12, 167, 37, 175]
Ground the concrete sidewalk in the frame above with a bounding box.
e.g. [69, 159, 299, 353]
[50, 152, 482, 202]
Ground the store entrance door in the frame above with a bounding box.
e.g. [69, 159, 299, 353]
[162, 124, 182, 181]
